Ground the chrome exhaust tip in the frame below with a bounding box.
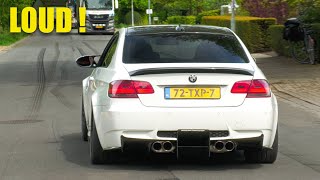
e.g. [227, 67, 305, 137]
[225, 141, 235, 151]
[151, 141, 162, 152]
[163, 141, 174, 152]
[214, 141, 225, 151]
[151, 141, 175, 153]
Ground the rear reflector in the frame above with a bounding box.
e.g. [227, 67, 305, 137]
[231, 80, 271, 98]
[108, 80, 154, 98]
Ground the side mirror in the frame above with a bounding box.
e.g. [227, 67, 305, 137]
[76, 55, 100, 68]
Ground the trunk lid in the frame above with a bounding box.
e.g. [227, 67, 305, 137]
[124, 63, 255, 108]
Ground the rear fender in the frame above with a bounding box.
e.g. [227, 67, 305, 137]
[269, 94, 279, 148]
[91, 105, 106, 147]
[82, 77, 91, 129]
[252, 70, 278, 148]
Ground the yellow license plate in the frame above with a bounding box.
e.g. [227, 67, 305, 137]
[96, 26, 103, 29]
[164, 87, 221, 99]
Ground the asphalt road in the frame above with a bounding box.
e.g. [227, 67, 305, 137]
[0, 31, 320, 180]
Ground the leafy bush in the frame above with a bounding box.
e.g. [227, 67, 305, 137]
[312, 23, 320, 60]
[196, 10, 220, 24]
[267, 24, 320, 59]
[267, 25, 290, 56]
[167, 16, 196, 25]
[0, 0, 34, 30]
[241, 0, 289, 24]
[124, 11, 145, 26]
[115, 23, 129, 29]
[201, 16, 276, 52]
[295, 0, 320, 23]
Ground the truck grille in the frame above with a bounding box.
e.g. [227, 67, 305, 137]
[89, 14, 109, 20]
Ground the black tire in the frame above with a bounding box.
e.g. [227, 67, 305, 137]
[78, 27, 86, 35]
[244, 130, 278, 164]
[90, 115, 119, 164]
[81, 99, 88, 141]
[290, 41, 310, 64]
[90, 116, 105, 164]
[315, 39, 319, 63]
[307, 36, 316, 65]
[78, 29, 84, 35]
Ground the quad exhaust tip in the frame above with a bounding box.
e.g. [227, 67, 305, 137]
[212, 141, 236, 152]
[151, 141, 175, 153]
[214, 141, 224, 151]
[151, 140, 235, 153]
[225, 141, 235, 151]
[163, 141, 173, 151]
[152, 141, 162, 151]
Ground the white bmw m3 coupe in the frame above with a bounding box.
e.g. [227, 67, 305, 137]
[76, 25, 278, 164]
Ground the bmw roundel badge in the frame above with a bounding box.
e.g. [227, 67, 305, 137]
[189, 75, 197, 83]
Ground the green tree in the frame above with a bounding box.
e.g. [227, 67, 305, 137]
[0, 0, 33, 31]
[286, 0, 320, 23]
[115, 0, 228, 24]
[116, 0, 149, 24]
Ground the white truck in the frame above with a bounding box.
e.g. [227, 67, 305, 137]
[76, 0, 118, 34]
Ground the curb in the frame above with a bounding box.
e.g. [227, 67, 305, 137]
[251, 51, 278, 59]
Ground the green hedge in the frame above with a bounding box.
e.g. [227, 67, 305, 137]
[196, 10, 220, 24]
[124, 11, 146, 26]
[267, 25, 290, 56]
[268, 24, 320, 59]
[167, 16, 196, 25]
[201, 16, 276, 53]
[312, 24, 320, 60]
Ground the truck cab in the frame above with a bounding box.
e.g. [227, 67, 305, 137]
[77, 0, 116, 34]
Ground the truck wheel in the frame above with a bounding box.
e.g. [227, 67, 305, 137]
[81, 99, 88, 141]
[244, 130, 278, 164]
[78, 28, 83, 35]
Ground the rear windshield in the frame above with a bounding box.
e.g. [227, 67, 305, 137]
[123, 33, 249, 64]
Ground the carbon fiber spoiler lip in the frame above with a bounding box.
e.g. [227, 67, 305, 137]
[129, 67, 254, 76]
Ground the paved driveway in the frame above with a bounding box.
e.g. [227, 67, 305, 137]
[255, 55, 320, 117]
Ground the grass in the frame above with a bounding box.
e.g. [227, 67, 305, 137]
[115, 23, 130, 29]
[0, 31, 28, 46]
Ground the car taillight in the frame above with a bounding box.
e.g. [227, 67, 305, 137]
[108, 80, 154, 98]
[231, 80, 271, 98]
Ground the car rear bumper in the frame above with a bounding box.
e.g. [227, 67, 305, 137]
[92, 95, 278, 151]
[121, 135, 264, 153]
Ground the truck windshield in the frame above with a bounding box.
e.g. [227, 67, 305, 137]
[84, 0, 113, 10]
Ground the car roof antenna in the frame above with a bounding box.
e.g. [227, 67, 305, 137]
[176, 24, 185, 32]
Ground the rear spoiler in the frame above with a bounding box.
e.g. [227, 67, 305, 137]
[129, 68, 254, 76]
